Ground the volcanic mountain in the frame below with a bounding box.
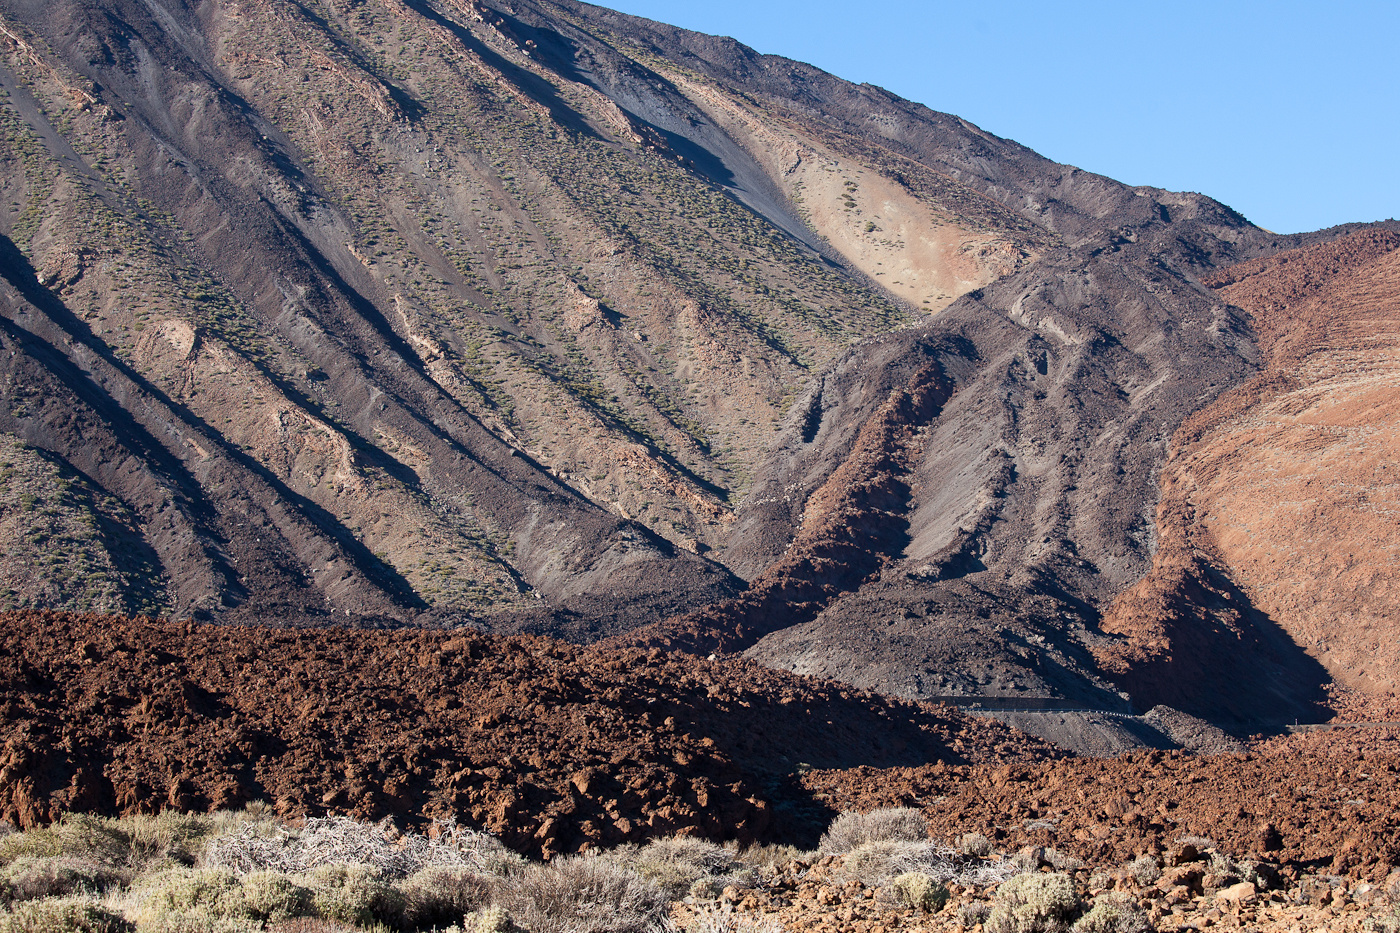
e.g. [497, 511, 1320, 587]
[1, 0, 1397, 737]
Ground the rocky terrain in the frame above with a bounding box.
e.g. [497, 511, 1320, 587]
[4, 608, 1400, 933]
[1093, 228, 1400, 723]
[0, 610, 1054, 858]
[6, 609, 1400, 879]
[3, 1, 1400, 928]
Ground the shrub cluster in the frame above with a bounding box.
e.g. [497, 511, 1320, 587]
[0, 809, 760, 933]
[0, 805, 1254, 933]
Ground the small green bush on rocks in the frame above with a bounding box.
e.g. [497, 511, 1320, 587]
[1071, 893, 1151, 933]
[890, 871, 950, 912]
[987, 872, 1081, 933]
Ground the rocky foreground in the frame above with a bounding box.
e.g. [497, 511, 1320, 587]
[3, 610, 1398, 903]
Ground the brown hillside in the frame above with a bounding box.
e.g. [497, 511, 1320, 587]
[1098, 229, 1400, 712]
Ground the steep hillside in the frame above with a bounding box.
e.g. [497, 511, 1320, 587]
[1097, 229, 1400, 717]
[0, 0, 1063, 629]
[4, 0, 1398, 735]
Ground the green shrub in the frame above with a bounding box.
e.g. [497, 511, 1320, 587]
[0, 896, 132, 933]
[1071, 893, 1151, 933]
[819, 809, 927, 854]
[131, 867, 245, 918]
[241, 871, 312, 922]
[0, 858, 126, 904]
[890, 871, 949, 912]
[461, 905, 520, 933]
[986, 872, 1081, 933]
[304, 864, 404, 928]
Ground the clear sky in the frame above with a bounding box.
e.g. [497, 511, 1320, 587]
[596, 0, 1399, 235]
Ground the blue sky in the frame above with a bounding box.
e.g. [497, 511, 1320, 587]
[598, 1, 1399, 234]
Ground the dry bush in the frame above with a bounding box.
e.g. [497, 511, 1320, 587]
[611, 838, 745, 898]
[1070, 893, 1151, 933]
[206, 817, 519, 880]
[397, 866, 492, 928]
[960, 900, 992, 928]
[1126, 856, 1159, 886]
[1175, 836, 1214, 851]
[0, 896, 132, 933]
[122, 812, 217, 867]
[819, 809, 927, 854]
[842, 838, 1018, 888]
[684, 902, 784, 933]
[986, 872, 1081, 933]
[960, 833, 994, 857]
[735, 845, 807, 871]
[0, 813, 223, 876]
[495, 854, 668, 933]
[839, 841, 929, 886]
[0, 819, 130, 870]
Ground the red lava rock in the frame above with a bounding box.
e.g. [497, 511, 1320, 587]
[0, 610, 1052, 857]
[801, 731, 1400, 881]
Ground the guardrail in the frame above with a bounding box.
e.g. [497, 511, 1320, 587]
[1285, 722, 1400, 733]
[929, 696, 1133, 714]
[959, 708, 1138, 718]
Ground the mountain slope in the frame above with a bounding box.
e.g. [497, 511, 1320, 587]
[1097, 228, 1400, 718]
[1, 0, 1395, 732]
[0, 0, 1055, 629]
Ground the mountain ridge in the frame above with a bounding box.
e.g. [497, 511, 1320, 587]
[1, 0, 1397, 743]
